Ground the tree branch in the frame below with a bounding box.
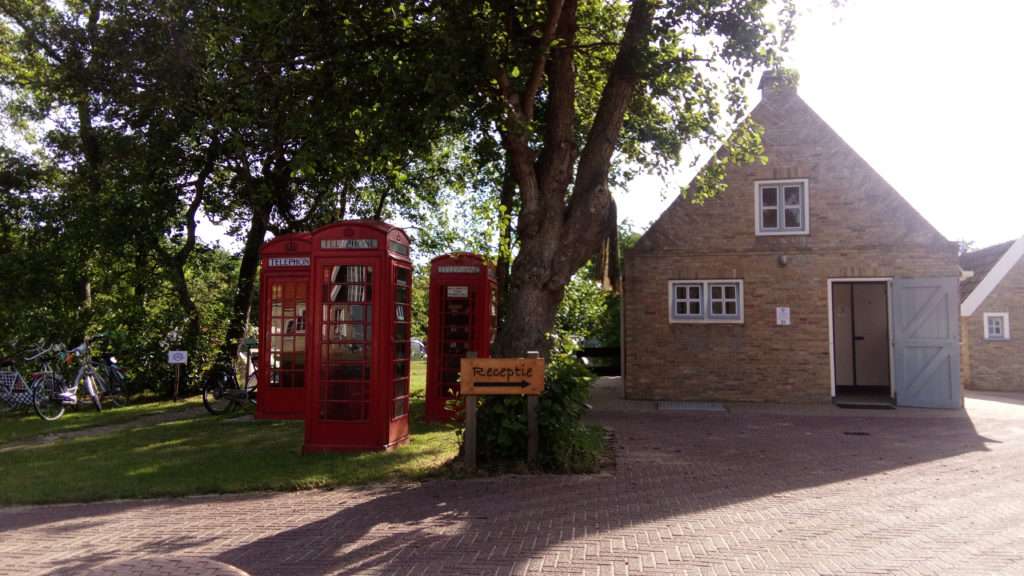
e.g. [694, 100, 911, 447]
[573, 0, 654, 198]
[556, 0, 655, 272]
[534, 0, 577, 209]
[175, 139, 220, 263]
[521, 0, 565, 120]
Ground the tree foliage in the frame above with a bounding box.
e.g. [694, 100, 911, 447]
[1, 0, 795, 405]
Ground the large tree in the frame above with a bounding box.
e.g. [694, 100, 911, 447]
[427, 0, 790, 354]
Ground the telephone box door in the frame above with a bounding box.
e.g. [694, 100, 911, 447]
[262, 278, 308, 418]
[309, 257, 378, 447]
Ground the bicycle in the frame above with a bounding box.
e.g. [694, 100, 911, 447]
[202, 354, 259, 415]
[1, 343, 65, 413]
[94, 351, 131, 406]
[33, 334, 126, 421]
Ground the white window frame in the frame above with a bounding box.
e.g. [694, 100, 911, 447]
[755, 179, 809, 236]
[983, 312, 1010, 340]
[669, 282, 704, 321]
[668, 280, 744, 324]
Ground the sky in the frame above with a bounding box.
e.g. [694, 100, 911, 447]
[616, 0, 1024, 249]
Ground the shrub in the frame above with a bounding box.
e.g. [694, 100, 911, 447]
[472, 337, 602, 473]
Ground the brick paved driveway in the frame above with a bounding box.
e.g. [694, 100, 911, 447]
[3, 389, 1024, 576]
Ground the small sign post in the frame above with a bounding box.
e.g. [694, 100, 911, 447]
[168, 350, 188, 401]
[460, 352, 544, 472]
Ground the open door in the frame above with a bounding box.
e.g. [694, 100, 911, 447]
[892, 277, 961, 408]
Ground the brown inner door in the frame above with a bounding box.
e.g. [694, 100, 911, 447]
[832, 282, 891, 390]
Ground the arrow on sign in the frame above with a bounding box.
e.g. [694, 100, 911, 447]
[473, 381, 532, 388]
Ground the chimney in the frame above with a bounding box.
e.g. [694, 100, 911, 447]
[758, 68, 800, 99]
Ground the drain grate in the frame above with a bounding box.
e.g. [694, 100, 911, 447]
[843, 431, 870, 436]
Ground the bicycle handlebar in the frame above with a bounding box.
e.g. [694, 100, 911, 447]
[24, 343, 61, 361]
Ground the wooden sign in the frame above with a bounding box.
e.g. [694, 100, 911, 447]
[460, 357, 545, 396]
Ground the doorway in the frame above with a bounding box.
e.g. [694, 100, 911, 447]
[830, 280, 893, 403]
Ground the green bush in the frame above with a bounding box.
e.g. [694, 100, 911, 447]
[472, 338, 602, 473]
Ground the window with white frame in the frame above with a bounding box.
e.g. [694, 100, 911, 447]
[669, 280, 743, 323]
[756, 180, 808, 235]
[983, 313, 1010, 340]
[672, 283, 703, 320]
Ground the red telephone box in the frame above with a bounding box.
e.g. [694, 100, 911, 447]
[304, 220, 412, 452]
[425, 253, 497, 422]
[256, 232, 311, 420]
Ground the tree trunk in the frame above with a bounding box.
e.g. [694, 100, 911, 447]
[220, 208, 268, 359]
[495, 164, 516, 329]
[491, 0, 653, 357]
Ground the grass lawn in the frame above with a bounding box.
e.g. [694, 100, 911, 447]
[0, 396, 203, 444]
[0, 360, 461, 506]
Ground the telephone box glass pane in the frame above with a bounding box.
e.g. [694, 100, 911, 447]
[319, 263, 373, 421]
[440, 285, 474, 400]
[268, 280, 307, 388]
[392, 265, 411, 419]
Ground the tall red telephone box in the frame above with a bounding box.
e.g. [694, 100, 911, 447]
[425, 253, 497, 422]
[256, 232, 311, 420]
[304, 220, 412, 452]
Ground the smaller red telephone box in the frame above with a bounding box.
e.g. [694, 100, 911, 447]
[425, 253, 497, 422]
[256, 232, 311, 420]
[304, 220, 412, 452]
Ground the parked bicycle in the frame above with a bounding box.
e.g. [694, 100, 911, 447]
[0, 343, 65, 413]
[202, 351, 258, 415]
[33, 334, 127, 421]
[94, 351, 131, 404]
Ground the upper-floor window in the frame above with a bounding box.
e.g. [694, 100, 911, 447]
[756, 179, 808, 235]
[984, 312, 1010, 340]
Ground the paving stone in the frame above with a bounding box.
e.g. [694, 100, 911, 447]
[1, 393, 1023, 575]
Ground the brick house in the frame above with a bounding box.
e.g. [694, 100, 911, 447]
[622, 73, 962, 408]
[960, 236, 1024, 391]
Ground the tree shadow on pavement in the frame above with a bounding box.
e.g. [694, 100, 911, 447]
[216, 407, 1000, 575]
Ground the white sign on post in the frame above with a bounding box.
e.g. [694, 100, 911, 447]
[168, 350, 188, 364]
[775, 307, 791, 326]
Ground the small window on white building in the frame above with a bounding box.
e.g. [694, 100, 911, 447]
[983, 313, 1010, 340]
[756, 180, 808, 235]
[669, 280, 744, 323]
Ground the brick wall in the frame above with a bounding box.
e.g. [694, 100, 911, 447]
[623, 86, 959, 403]
[964, 258, 1024, 391]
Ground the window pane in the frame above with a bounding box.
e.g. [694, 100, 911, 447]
[329, 284, 372, 303]
[396, 267, 410, 286]
[726, 302, 737, 315]
[711, 285, 722, 299]
[711, 302, 723, 315]
[688, 302, 700, 315]
[688, 286, 700, 299]
[762, 208, 778, 229]
[761, 187, 778, 207]
[330, 265, 371, 284]
[676, 302, 686, 315]
[784, 208, 802, 229]
[784, 186, 802, 206]
[724, 285, 736, 299]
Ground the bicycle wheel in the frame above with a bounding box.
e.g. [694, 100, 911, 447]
[245, 370, 258, 408]
[105, 373, 129, 408]
[84, 374, 102, 412]
[203, 369, 237, 415]
[32, 374, 65, 421]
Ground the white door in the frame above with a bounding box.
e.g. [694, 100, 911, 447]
[892, 277, 961, 408]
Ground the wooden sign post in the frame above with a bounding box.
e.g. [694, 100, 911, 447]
[461, 351, 544, 471]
